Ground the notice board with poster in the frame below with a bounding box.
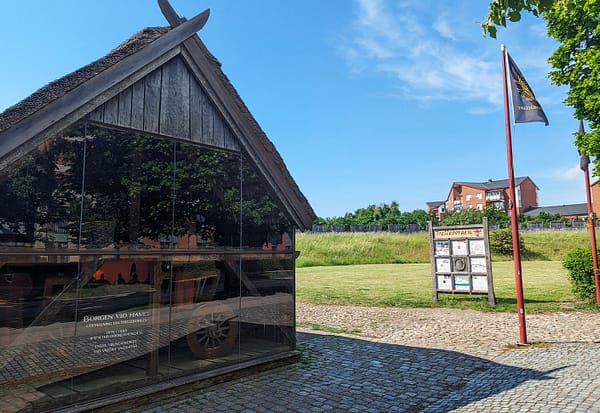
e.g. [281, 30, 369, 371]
[428, 218, 496, 304]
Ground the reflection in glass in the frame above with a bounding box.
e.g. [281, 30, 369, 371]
[174, 141, 241, 248]
[239, 155, 292, 251]
[0, 133, 84, 249]
[0, 121, 299, 410]
[238, 156, 295, 358]
[0, 258, 80, 386]
[166, 257, 240, 370]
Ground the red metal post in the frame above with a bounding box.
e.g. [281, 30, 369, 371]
[580, 121, 600, 305]
[584, 166, 600, 305]
[501, 45, 527, 344]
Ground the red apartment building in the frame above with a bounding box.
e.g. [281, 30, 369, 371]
[428, 177, 539, 220]
[590, 180, 600, 217]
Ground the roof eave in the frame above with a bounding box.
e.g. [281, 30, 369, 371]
[0, 11, 209, 170]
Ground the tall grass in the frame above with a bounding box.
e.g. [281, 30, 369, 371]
[296, 232, 430, 267]
[296, 230, 592, 267]
[521, 230, 591, 260]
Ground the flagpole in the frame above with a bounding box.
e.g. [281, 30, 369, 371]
[501, 44, 528, 345]
[584, 158, 600, 306]
[580, 121, 600, 305]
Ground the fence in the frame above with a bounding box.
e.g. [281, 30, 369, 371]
[311, 224, 422, 233]
[310, 219, 600, 234]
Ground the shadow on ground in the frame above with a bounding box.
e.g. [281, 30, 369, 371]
[293, 332, 559, 412]
[130, 331, 564, 413]
[298, 333, 564, 412]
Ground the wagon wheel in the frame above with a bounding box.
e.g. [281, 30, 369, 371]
[186, 302, 238, 358]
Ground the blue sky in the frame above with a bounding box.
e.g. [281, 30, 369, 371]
[0, 0, 588, 218]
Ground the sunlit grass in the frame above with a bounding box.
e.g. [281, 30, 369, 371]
[296, 261, 597, 313]
[296, 321, 361, 335]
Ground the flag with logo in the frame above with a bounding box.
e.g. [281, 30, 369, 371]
[506, 52, 549, 126]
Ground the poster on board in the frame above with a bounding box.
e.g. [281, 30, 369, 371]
[470, 257, 487, 273]
[434, 240, 450, 256]
[451, 240, 468, 256]
[436, 258, 451, 272]
[472, 275, 489, 292]
[454, 275, 470, 292]
[469, 239, 485, 255]
[437, 275, 452, 291]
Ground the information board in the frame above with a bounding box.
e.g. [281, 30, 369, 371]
[428, 218, 496, 304]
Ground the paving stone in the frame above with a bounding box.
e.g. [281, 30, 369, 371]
[119, 326, 600, 413]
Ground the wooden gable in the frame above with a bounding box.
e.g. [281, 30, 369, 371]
[88, 56, 240, 152]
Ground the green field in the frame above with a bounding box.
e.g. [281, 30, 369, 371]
[295, 231, 599, 313]
[296, 230, 592, 267]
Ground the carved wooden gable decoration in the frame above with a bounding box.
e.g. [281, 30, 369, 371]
[0, 2, 315, 229]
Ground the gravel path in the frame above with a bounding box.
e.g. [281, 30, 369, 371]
[297, 303, 600, 358]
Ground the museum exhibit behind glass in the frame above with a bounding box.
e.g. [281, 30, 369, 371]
[0, 123, 295, 402]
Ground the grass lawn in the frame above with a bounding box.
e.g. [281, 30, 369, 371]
[296, 261, 598, 313]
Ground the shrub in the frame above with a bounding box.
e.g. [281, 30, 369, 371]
[489, 228, 525, 256]
[562, 247, 597, 299]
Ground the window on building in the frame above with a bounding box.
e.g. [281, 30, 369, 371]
[476, 203, 483, 210]
[466, 194, 472, 201]
[476, 193, 482, 199]
[486, 191, 501, 201]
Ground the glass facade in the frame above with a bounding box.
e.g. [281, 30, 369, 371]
[0, 124, 295, 410]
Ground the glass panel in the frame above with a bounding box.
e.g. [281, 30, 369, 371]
[71, 125, 176, 394]
[164, 255, 241, 372]
[78, 125, 174, 250]
[0, 121, 301, 409]
[0, 133, 84, 250]
[166, 142, 242, 370]
[238, 157, 295, 359]
[238, 252, 295, 354]
[46, 258, 157, 403]
[0, 256, 81, 409]
[173, 141, 242, 249]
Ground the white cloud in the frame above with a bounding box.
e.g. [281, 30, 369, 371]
[433, 17, 456, 41]
[375, 45, 501, 105]
[545, 164, 582, 182]
[339, 0, 504, 108]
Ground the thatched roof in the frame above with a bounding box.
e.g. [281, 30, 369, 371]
[0, 20, 315, 229]
[0, 27, 169, 133]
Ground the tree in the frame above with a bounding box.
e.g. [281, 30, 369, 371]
[483, 206, 510, 227]
[313, 202, 431, 231]
[482, 0, 555, 38]
[483, 1, 600, 174]
[439, 209, 484, 226]
[519, 210, 569, 228]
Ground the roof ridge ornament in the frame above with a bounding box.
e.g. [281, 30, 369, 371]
[159, 0, 209, 28]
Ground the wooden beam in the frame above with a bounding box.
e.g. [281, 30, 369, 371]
[158, 0, 184, 27]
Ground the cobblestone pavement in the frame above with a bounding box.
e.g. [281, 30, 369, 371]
[130, 331, 600, 413]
